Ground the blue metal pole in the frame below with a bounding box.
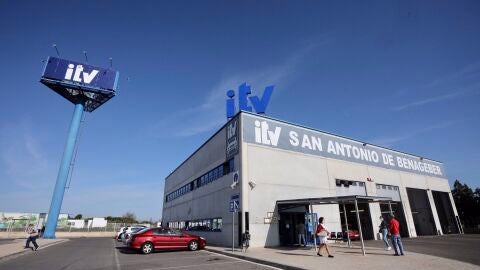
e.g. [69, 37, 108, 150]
[43, 103, 84, 239]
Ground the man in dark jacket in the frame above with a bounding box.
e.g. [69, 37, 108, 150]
[379, 216, 391, 251]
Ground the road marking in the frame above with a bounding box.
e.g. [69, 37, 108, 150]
[140, 260, 243, 270]
[202, 250, 283, 270]
[113, 239, 121, 270]
[133, 253, 222, 262]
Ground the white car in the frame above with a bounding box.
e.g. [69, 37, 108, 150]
[121, 226, 147, 244]
[116, 226, 127, 241]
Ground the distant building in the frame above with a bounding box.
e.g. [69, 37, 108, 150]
[67, 219, 85, 229]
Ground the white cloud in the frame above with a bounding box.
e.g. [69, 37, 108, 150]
[392, 82, 480, 111]
[392, 92, 461, 111]
[0, 119, 52, 190]
[146, 37, 331, 139]
[369, 121, 455, 147]
[392, 61, 480, 111]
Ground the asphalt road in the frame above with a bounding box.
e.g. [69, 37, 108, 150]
[0, 238, 277, 270]
[364, 234, 480, 266]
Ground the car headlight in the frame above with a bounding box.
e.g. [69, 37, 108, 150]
[200, 237, 206, 240]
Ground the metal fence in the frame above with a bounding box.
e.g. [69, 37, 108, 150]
[0, 222, 150, 233]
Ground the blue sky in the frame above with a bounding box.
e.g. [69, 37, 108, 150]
[0, 1, 479, 221]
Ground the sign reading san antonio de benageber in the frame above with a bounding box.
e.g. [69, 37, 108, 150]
[242, 114, 445, 178]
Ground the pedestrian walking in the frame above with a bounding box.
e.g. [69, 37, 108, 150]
[379, 215, 391, 251]
[25, 224, 40, 251]
[296, 221, 306, 247]
[315, 217, 334, 258]
[388, 214, 404, 256]
[241, 230, 250, 252]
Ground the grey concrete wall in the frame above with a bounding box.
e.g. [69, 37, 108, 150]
[163, 125, 241, 246]
[243, 141, 454, 246]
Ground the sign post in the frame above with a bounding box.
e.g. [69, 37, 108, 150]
[230, 195, 240, 252]
[40, 56, 119, 238]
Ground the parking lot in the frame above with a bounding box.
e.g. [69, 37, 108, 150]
[0, 238, 277, 270]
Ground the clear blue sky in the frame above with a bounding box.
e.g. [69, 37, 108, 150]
[0, 1, 479, 221]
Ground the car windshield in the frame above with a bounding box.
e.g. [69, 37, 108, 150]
[134, 228, 150, 234]
[131, 227, 144, 233]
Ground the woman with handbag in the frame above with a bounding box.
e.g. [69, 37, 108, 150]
[316, 217, 334, 258]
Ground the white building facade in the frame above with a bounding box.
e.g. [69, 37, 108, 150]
[162, 112, 461, 247]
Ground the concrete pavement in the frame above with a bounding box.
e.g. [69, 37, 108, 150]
[0, 238, 68, 262]
[206, 241, 480, 270]
[1, 236, 478, 270]
[0, 238, 277, 270]
[364, 234, 480, 266]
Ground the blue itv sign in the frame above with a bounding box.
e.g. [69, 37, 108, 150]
[226, 83, 274, 118]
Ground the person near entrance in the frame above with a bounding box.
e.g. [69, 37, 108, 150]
[379, 216, 392, 251]
[388, 214, 405, 256]
[296, 221, 306, 247]
[316, 217, 334, 258]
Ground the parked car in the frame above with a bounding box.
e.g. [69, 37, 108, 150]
[116, 227, 127, 241]
[116, 225, 147, 241]
[345, 229, 360, 240]
[122, 227, 148, 245]
[121, 226, 147, 241]
[341, 225, 361, 240]
[128, 227, 206, 254]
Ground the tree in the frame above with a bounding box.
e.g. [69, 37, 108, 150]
[122, 212, 137, 224]
[451, 180, 479, 228]
[74, 214, 83, 219]
[474, 188, 480, 205]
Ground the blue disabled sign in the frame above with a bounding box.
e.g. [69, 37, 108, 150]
[230, 195, 240, 212]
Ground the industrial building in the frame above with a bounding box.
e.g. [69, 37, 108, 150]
[162, 111, 461, 247]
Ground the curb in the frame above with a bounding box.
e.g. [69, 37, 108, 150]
[205, 248, 306, 270]
[0, 239, 69, 263]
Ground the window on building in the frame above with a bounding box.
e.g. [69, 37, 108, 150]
[167, 159, 235, 203]
[218, 165, 224, 177]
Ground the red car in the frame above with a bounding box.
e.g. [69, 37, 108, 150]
[345, 229, 360, 240]
[128, 227, 206, 254]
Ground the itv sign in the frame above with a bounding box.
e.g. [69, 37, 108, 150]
[226, 83, 274, 118]
[42, 56, 118, 92]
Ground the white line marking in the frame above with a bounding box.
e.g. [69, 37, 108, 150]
[202, 250, 284, 270]
[113, 239, 121, 270]
[140, 260, 243, 270]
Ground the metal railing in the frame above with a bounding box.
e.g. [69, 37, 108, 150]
[0, 222, 151, 234]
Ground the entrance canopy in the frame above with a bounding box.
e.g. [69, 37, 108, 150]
[277, 195, 394, 256]
[277, 195, 394, 205]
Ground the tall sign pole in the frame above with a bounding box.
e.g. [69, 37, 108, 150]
[44, 103, 84, 238]
[40, 56, 118, 238]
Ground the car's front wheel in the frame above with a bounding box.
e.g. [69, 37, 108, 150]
[188, 240, 199, 251]
[141, 242, 154, 254]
